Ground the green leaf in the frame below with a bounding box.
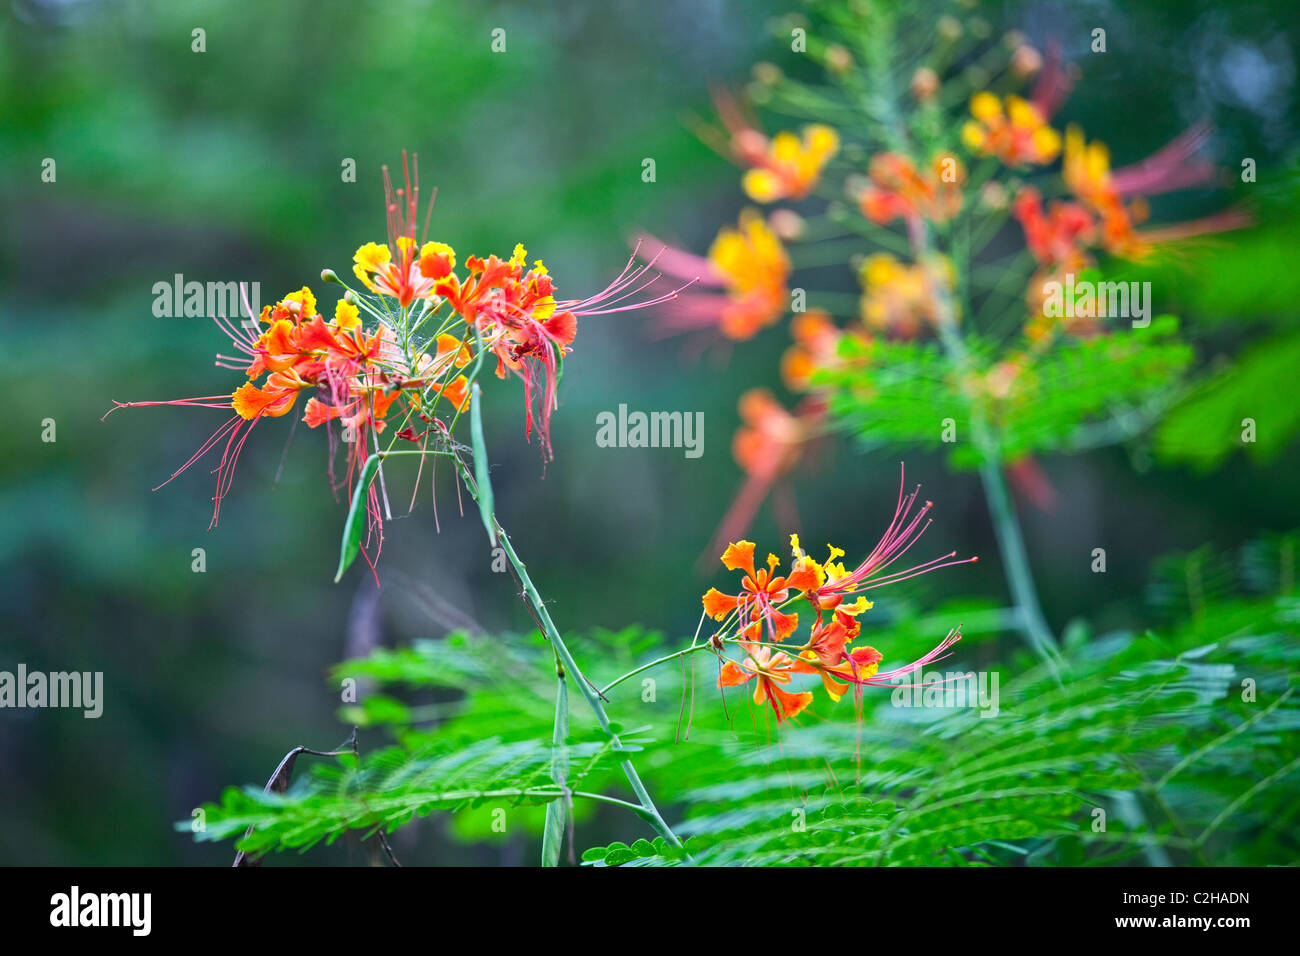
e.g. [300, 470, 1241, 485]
[333, 454, 381, 582]
[186, 734, 618, 856]
[469, 382, 497, 546]
[1156, 331, 1300, 470]
[339, 694, 412, 728]
[186, 580, 1300, 867]
[818, 317, 1192, 468]
[603, 843, 636, 865]
[575, 570, 1300, 866]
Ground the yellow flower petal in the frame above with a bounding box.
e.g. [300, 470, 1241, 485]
[354, 242, 390, 273]
[1034, 126, 1062, 162]
[970, 91, 1001, 122]
[334, 299, 361, 330]
[742, 168, 783, 203]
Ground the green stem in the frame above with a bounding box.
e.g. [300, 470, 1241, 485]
[940, 318, 1058, 671]
[493, 526, 684, 848]
[1198, 753, 1300, 847]
[540, 658, 570, 867]
[909, 193, 1060, 671]
[453, 457, 686, 852]
[599, 645, 714, 697]
[977, 457, 1061, 669]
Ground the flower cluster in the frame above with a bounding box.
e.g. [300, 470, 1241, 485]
[1014, 121, 1247, 279]
[858, 152, 966, 227]
[639, 23, 1249, 544]
[647, 209, 790, 342]
[701, 469, 974, 723]
[859, 253, 957, 338]
[107, 153, 689, 573]
[961, 92, 1061, 166]
[711, 89, 840, 204]
[739, 124, 840, 203]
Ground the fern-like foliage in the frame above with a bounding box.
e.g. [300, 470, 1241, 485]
[819, 316, 1192, 468]
[585, 589, 1299, 866]
[1155, 330, 1300, 470]
[187, 562, 1299, 866]
[187, 732, 626, 856]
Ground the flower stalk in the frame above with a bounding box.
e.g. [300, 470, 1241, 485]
[452, 454, 685, 851]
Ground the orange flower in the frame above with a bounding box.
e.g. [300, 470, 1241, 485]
[710, 89, 839, 203]
[962, 92, 1061, 166]
[351, 238, 451, 308]
[639, 211, 789, 342]
[708, 211, 791, 339]
[434, 242, 689, 459]
[107, 151, 690, 574]
[718, 646, 814, 723]
[1062, 125, 1116, 210]
[796, 628, 963, 702]
[741, 125, 840, 202]
[108, 273, 430, 539]
[430, 373, 471, 413]
[702, 540, 804, 642]
[698, 468, 973, 722]
[858, 253, 954, 338]
[858, 152, 964, 226]
[1057, 125, 1153, 259]
[303, 383, 402, 433]
[1011, 188, 1095, 269]
[232, 371, 307, 420]
[780, 310, 852, 392]
[793, 629, 883, 702]
[1056, 124, 1249, 261]
[733, 389, 816, 480]
[802, 612, 860, 666]
[701, 390, 825, 564]
[350, 157, 453, 307]
[788, 468, 977, 617]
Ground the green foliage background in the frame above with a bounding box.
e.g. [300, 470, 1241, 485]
[1, 0, 1298, 865]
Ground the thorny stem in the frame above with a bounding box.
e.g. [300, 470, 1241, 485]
[450, 455, 686, 853]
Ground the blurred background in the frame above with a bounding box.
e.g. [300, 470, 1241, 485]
[2, 0, 1298, 865]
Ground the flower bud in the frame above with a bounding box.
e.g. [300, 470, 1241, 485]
[911, 66, 939, 103]
[980, 181, 1008, 211]
[752, 61, 782, 86]
[769, 209, 805, 241]
[825, 43, 853, 74]
[1011, 44, 1043, 78]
